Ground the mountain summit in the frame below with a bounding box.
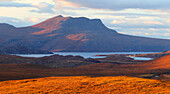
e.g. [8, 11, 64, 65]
[31, 15, 116, 35]
[0, 15, 170, 52]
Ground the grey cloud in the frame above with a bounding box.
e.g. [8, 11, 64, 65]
[110, 22, 169, 29]
[95, 12, 158, 17]
[63, 0, 170, 10]
[0, 2, 32, 7]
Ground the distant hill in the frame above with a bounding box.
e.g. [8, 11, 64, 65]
[139, 55, 170, 70]
[0, 45, 52, 54]
[0, 15, 170, 52]
[132, 50, 170, 58]
[0, 54, 99, 68]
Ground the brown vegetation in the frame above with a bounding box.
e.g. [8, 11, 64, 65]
[137, 55, 170, 69]
[96, 55, 145, 64]
[66, 33, 87, 41]
[0, 54, 170, 81]
[0, 54, 99, 68]
[0, 63, 55, 81]
[131, 50, 170, 58]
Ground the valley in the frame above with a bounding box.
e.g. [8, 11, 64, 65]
[0, 53, 169, 81]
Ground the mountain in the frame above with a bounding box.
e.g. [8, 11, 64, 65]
[0, 15, 170, 52]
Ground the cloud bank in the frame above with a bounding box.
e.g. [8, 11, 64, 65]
[58, 0, 170, 10]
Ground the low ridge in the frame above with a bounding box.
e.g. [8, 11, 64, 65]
[137, 55, 170, 69]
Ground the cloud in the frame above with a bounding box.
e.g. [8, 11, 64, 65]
[111, 20, 125, 24]
[0, 16, 31, 27]
[94, 12, 159, 18]
[0, 16, 46, 27]
[143, 21, 164, 25]
[54, 0, 79, 8]
[101, 14, 170, 39]
[106, 16, 170, 29]
[0, 2, 32, 7]
[114, 27, 170, 39]
[55, 0, 170, 10]
[0, 2, 55, 13]
[31, 2, 55, 13]
[0, 0, 16, 2]
[26, 17, 40, 23]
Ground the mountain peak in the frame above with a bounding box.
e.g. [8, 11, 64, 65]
[56, 15, 63, 18]
[31, 15, 70, 35]
[31, 15, 111, 35]
[50, 15, 65, 19]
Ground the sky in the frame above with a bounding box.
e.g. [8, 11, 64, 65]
[0, 0, 170, 39]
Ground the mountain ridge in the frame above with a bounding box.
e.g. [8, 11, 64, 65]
[31, 15, 114, 35]
[0, 15, 170, 52]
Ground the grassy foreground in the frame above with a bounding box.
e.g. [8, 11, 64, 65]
[0, 76, 169, 94]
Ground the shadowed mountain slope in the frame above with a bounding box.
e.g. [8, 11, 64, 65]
[0, 15, 170, 52]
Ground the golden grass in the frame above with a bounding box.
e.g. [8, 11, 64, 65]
[0, 76, 169, 94]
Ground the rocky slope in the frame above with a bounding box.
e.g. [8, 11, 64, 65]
[0, 15, 170, 52]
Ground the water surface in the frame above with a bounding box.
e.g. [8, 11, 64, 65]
[15, 52, 159, 60]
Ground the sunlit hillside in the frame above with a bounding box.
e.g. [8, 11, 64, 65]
[0, 76, 169, 94]
[138, 55, 170, 69]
